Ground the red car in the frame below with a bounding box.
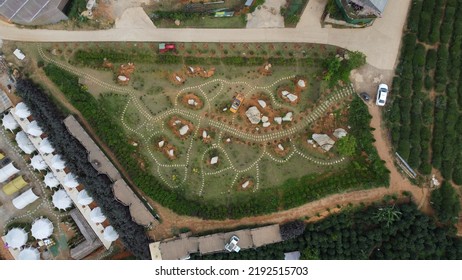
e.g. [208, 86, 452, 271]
[159, 43, 176, 53]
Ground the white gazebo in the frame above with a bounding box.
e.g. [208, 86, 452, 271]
[44, 172, 59, 189]
[12, 188, 39, 210]
[51, 154, 65, 170]
[13, 102, 31, 119]
[26, 121, 43, 137]
[15, 131, 36, 154]
[77, 189, 93, 206]
[63, 173, 79, 188]
[52, 189, 72, 211]
[30, 155, 47, 171]
[18, 247, 40, 260]
[31, 218, 54, 240]
[5, 228, 28, 249]
[39, 138, 54, 154]
[103, 226, 119, 242]
[0, 162, 20, 183]
[90, 207, 106, 224]
[2, 113, 19, 131]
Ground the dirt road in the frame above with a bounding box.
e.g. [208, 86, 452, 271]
[0, 0, 411, 70]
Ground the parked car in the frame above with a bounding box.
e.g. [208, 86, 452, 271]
[360, 92, 370, 102]
[376, 84, 388, 106]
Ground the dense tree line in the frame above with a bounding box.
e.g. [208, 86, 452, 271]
[42, 64, 388, 220]
[191, 202, 462, 260]
[15, 79, 151, 259]
[387, 0, 462, 182]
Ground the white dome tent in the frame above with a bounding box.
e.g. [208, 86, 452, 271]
[51, 154, 65, 170]
[39, 138, 54, 154]
[26, 121, 43, 137]
[12, 188, 39, 210]
[77, 189, 93, 206]
[90, 207, 106, 223]
[14, 102, 31, 119]
[0, 162, 20, 183]
[31, 218, 54, 240]
[5, 228, 28, 249]
[44, 172, 60, 189]
[30, 155, 47, 171]
[63, 173, 79, 188]
[2, 113, 19, 131]
[52, 189, 72, 211]
[103, 226, 119, 242]
[15, 131, 36, 154]
[18, 247, 40, 260]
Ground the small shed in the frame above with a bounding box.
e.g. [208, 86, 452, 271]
[2, 176, 28, 195]
[13, 49, 25, 60]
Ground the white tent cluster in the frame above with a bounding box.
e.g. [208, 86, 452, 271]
[2, 113, 19, 131]
[5, 228, 28, 249]
[13, 102, 31, 119]
[18, 247, 40, 260]
[90, 207, 106, 223]
[0, 162, 20, 183]
[52, 189, 72, 210]
[103, 226, 119, 242]
[44, 172, 60, 189]
[31, 218, 54, 240]
[12, 189, 39, 210]
[15, 131, 36, 154]
[77, 189, 93, 206]
[51, 154, 65, 170]
[30, 155, 47, 171]
[63, 173, 79, 188]
[39, 138, 54, 154]
[26, 121, 43, 137]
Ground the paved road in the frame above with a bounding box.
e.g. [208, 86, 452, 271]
[0, 0, 410, 70]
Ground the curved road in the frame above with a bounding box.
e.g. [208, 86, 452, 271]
[0, 0, 410, 70]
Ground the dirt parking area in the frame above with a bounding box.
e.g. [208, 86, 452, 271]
[246, 0, 286, 28]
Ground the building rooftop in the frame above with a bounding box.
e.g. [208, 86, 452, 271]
[0, 0, 69, 25]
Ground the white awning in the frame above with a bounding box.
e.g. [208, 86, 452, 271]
[14, 102, 31, 119]
[63, 173, 79, 188]
[103, 226, 119, 242]
[51, 154, 65, 170]
[15, 131, 36, 154]
[44, 172, 59, 189]
[52, 189, 72, 210]
[0, 162, 20, 183]
[31, 218, 54, 240]
[2, 113, 19, 131]
[12, 188, 39, 210]
[5, 228, 28, 249]
[39, 138, 54, 154]
[90, 207, 106, 223]
[26, 120, 43, 137]
[30, 154, 47, 171]
[77, 189, 93, 206]
[18, 247, 40, 260]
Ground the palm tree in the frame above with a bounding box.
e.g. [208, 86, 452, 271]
[373, 205, 402, 227]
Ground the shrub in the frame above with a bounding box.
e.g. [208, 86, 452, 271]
[407, 0, 423, 32]
[425, 49, 437, 71]
[431, 181, 461, 224]
[418, 13, 432, 42]
[424, 75, 433, 90]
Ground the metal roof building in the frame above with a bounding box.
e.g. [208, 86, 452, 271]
[0, 0, 69, 26]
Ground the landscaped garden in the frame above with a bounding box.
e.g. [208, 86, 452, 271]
[10, 41, 388, 221]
